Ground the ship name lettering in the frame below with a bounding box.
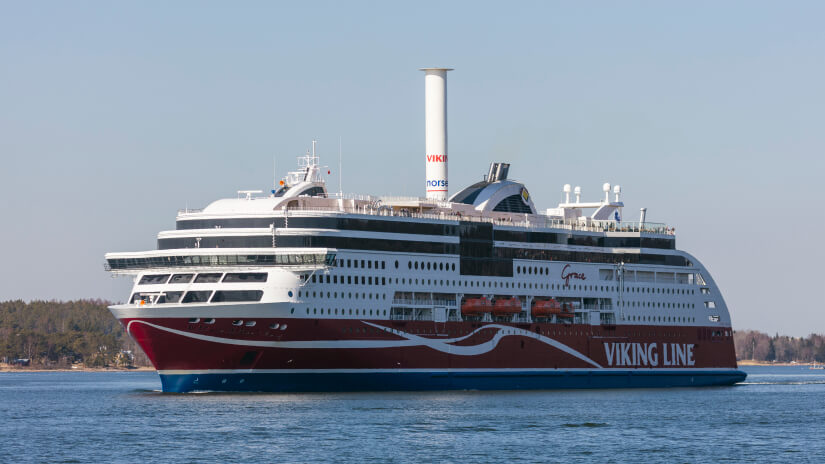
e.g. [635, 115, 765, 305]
[426, 154, 447, 162]
[604, 343, 695, 367]
[561, 264, 586, 287]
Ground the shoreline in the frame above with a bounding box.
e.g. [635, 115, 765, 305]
[0, 366, 156, 373]
[737, 360, 820, 367]
[2, 362, 821, 372]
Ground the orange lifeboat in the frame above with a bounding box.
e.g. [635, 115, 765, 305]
[531, 298, 561, 318]
[557, 302, 575, 318]
[461, 297, 492, 316]
[492, 297, 522, 316]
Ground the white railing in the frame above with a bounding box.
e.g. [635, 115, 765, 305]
[176, 196, 674, 235]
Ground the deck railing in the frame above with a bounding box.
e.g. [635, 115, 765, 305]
[178, 201, 674, 235]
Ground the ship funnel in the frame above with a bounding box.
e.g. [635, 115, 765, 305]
[421, 67, 452, 201]
[487, 162, 510, 182]
[640, 207, 647, 224]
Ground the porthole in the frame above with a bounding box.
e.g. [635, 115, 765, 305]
[414, 262, 419, 270]
[280, 324, 287, 330]
[204, 318, 215, 324]
[245, 321, 256, 327]
[288, 291, 293, 297]
[232, 320, 243, 326]
[395, 260, 399, 269]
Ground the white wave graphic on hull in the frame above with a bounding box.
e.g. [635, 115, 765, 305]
[127, 320, 602, 368]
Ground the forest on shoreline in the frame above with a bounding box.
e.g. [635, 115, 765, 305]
[0, 300, 151, 368]
[1, 300, 824, 368]
[733, 330, 825, 363]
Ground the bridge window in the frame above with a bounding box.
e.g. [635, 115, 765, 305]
[138, 274, 170, 285]
[182, 291, 212, 303]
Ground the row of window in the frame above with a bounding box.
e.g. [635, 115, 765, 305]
[158, 235, 458, 254]
[627, 315, 696, 323]
[299, 289, 387, 301]
[138, 272, 267, 285]
[305, 308, 388, 317]
[307, 273, 700, 300]
[310, 274, 388, 286]
[108, 253, 335, 271]
[622, 301, 696, 310]
[154, 235, 685, 271]
[131, 290, 263, 304]
[175, 216, 675, 250]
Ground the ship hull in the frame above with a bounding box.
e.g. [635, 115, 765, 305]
[115, 310, 746, 393]
[158, 369, 746, 393]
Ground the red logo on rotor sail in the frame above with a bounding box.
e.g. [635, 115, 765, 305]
[426, 154, 447, 162]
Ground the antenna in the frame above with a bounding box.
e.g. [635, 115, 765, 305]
[338, 136, 343, 197]
[273, 155, 277, 193]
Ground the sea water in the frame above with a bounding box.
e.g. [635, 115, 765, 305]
[1, 366, 823, 463]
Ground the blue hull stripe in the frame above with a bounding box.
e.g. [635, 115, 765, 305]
[159, 370, 747, 393]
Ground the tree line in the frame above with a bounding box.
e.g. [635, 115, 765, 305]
[733, 330, 825, 363]
[0, 300, 151, 368]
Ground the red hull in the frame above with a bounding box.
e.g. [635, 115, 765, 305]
[120, 317, 739, 372]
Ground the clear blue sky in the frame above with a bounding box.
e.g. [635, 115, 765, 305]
[1, 1, 823, 336]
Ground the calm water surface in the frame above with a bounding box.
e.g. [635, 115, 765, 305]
[1, 366, 824, 463]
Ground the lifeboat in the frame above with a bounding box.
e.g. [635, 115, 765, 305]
[492, 297, 522, 316]
[531, 298, 561, 317]
[461, 297, 492, 316]
[557, 302, 575, 318]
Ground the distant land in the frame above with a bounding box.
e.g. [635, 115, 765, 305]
[0, 300, 151, 369]
[0, 300, 823, 370]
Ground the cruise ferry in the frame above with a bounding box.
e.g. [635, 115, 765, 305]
[105, 69, 746, 392]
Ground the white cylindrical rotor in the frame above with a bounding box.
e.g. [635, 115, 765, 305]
[422, 67, 452, 201]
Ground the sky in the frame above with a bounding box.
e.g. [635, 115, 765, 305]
[1, 1, 823, 336]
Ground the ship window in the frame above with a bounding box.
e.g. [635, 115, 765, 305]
[395, 260, 399, 269]
[212, 290, 264, 302]
[161, 291, 183, 303]
[169, 274, 194, 284]
[182, 291, 212, 303]
[139, 274, 170, 285]
[195, 273, 222, 283]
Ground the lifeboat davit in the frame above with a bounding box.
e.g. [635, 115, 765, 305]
[461, 297, 492, 316]
[531, 298, 561, 317]
[492, 297, 522, 316]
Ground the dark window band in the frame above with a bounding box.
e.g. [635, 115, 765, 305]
[211, 290, 264, 303]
